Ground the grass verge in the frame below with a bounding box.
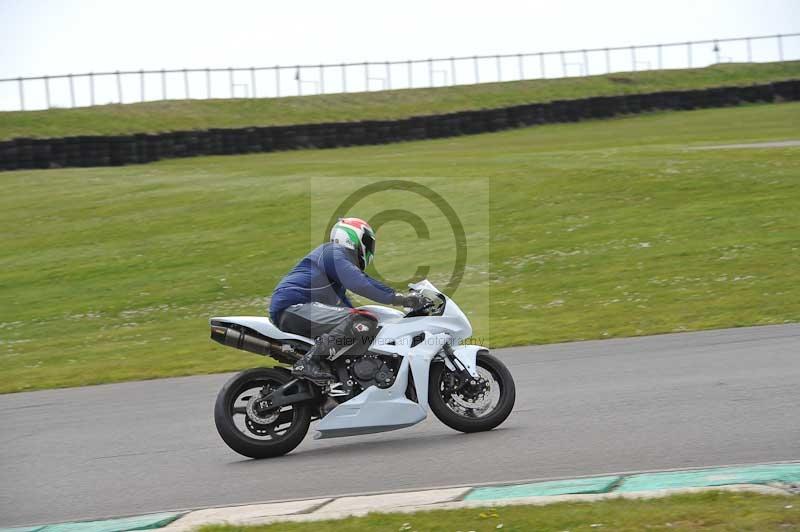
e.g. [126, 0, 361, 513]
[198, 491, 799, 532]
[1, 103, 799, 393]
[1, 62, 799, 140]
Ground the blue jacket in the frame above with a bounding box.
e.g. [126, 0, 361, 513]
[269, 243, 396, 323]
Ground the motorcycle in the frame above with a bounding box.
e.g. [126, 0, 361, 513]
[209, 280, 515, 458]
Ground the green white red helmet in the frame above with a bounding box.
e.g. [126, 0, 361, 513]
[330, 217, 376, 270]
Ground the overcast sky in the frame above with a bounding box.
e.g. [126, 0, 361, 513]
[1, 0, 798, 78]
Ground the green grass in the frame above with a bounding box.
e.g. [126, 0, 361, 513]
[198, 491, 799, 532]
[1, 62, 799, 140]
[1, 102, 799, 393]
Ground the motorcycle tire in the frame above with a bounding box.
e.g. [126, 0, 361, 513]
[428, 351, 515, 433]
[214, 367, 312, 458]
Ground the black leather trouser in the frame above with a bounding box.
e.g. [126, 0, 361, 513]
[278, 303, 378, 360]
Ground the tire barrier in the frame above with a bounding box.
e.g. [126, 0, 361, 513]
[1, 80, 798, 172]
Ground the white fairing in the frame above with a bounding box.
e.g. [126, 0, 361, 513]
[210, 316, 313, 345]
[356, 305, 405, 323]
[312, 357, 427, 438]
[214, 280, 487, 439]
[316, 280, 484, 439]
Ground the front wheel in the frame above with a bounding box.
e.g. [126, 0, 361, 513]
[214, 367, 312, 458]
[428, 351, 515, 433]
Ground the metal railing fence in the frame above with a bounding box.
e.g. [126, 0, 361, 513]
[1, 33, 798, 112]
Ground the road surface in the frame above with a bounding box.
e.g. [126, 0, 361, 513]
[1, 324, 798, 527]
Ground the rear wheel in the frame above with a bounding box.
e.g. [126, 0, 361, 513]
[214, 367, 312, 458]
[428, 351, 515, 433]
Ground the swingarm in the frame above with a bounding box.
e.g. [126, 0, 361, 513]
[253, 378, 320, 416]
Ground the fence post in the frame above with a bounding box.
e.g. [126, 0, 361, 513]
[9, 33, 790, 113]
[44, 76, 51, 109]
[68, 74, 75, 107]
[297, 65, 302, 95]
[17, 78, 24, 110]
[275, 66, 280, 97]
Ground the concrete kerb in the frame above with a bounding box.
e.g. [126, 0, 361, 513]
[163, 462, 800, 530]
[162, 484, 795, 530]
[5, 462, 798, 532]
[162, 499, 332, 531]
[163, 488, 472, 530]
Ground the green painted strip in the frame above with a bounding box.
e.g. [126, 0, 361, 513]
[617, 463, 800, 493]
[0, 512, 183, 532]
[465, 475, 621, 500]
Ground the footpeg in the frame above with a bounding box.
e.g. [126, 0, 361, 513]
[326, 382, 349, 397]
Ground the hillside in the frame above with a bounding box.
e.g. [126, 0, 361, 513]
[1, 61, 799, 140]
[1, 102, 798, 392]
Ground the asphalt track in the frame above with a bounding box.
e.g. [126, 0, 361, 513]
[1, 324, 798, 527]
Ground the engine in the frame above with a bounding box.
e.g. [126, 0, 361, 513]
[335, 353, 398, 395]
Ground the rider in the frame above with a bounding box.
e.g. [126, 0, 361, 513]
[269, 217, 424, 384]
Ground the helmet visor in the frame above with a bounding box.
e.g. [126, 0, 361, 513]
[361, 230, 375, 265]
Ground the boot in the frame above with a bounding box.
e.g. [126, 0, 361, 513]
[292, 346, 335, 384]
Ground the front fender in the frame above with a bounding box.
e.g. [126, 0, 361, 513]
[445, 344, 484, 378]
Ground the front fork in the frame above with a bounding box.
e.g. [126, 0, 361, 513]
[441, 344, 488, 398]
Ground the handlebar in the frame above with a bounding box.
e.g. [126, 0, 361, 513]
[403, 291, 438, 317]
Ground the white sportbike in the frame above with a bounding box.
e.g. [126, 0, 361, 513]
[209, 280, 515, 458]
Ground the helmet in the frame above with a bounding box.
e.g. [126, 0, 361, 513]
[330, 217, 376, 270]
